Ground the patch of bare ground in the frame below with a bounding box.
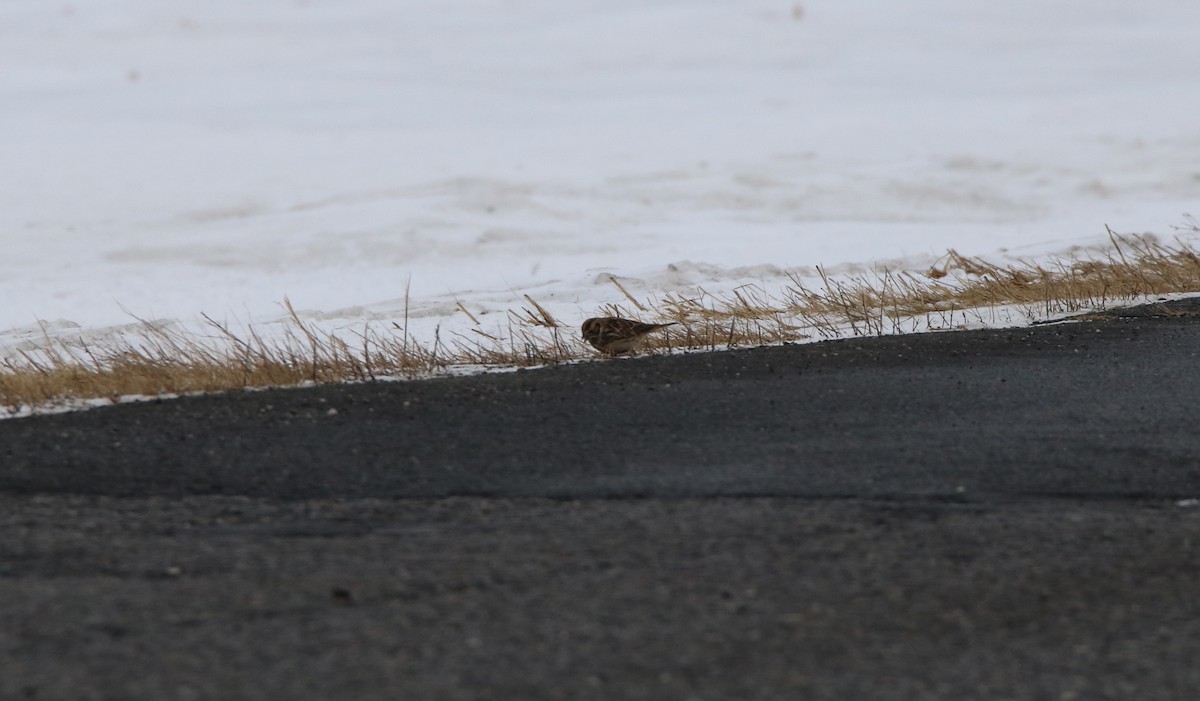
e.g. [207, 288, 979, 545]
[4, 229, 1200, 413]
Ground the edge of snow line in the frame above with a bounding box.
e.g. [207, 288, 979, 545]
[5, 291, 1198, 422]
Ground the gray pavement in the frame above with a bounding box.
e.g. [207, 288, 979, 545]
[2, 299, 1199, 700]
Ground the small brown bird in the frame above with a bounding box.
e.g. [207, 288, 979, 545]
[581, 317, 677, 355]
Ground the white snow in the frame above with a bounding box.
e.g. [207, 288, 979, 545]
[3, 0, 1200, 355]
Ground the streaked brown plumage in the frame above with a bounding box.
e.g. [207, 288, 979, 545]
[581, 317, 677, 355]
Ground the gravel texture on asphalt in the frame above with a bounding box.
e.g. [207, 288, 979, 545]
[2, 298, 1199, 700]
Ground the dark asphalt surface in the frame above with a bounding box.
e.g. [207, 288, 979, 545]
[2, 299, 1200, 700]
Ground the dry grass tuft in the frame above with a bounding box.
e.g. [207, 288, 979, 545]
[4, 231, 1200, 414]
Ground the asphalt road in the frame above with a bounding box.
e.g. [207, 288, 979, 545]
[2, 299, 1199, 700]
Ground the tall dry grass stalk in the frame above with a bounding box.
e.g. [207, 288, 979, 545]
[3, 232, 1200, 413]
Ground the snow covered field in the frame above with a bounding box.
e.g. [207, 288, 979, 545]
[3, 0, 1199, 354]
